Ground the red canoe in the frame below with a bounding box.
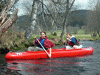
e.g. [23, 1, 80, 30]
[5, 47, 94, 60]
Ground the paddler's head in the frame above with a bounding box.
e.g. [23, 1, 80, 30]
[40, 31, 46, 39]
[67, 33, 72, 38]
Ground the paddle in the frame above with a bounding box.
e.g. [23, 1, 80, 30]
[36, 38, 51, 58]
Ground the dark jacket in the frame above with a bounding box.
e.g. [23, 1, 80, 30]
[67, 36, 80, 47]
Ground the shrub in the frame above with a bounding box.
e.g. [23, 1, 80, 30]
[53, 32, 57, 36]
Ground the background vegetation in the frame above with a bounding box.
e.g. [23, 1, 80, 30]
[0, 0, 100, 52]
[1, 29, 98, 51]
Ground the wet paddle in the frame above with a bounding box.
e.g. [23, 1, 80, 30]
[36, 38, 51, 58]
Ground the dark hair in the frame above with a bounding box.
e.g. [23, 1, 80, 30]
[40, 31, 46, 37]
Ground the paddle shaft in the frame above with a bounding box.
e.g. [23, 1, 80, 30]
[36, 38, 51, 58]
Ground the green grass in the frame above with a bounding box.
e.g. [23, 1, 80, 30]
[92, 36, 100, 40]
[10, 29, 100, 51]
[29, 35, 41, 42]
[77, 29, 85, 34]
[73, 34, 91, 39]
[47, 35, 60, 39]
[29, 29, 99, 41]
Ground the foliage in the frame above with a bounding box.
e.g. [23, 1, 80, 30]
[0, 29, 28, 51]
[53, 32, 57, 36]
[1, 29, 99, 52]
[72, 26, 80, 34]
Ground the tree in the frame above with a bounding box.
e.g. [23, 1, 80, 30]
[86, 0, 100, 37]
[24, 0, 79, 42]
[95, 0, 100, 37]
[0, 0, 18, 39]
[25, 0, 38, 41]
[22, 0, 32, 15]
[60, 0, 75, 43]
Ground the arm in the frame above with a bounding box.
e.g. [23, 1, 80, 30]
[71, 38, 77, 44]
[34, 37, 40, 44]
[34, 38, 37, 44]
[67, 38, 71, 41]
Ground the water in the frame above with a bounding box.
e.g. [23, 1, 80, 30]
[0, 41, 100, 75]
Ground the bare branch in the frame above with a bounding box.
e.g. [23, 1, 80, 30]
[60, 0, 75, 42]
[38, 0, 59, 27]
[69, 0, 75, 10]
[0, 0, 16, 26]
[0, 9, 18, 38]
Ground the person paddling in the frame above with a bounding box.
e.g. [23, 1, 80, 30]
[65, 33, 83, 49]
[28, 31, 55, 51]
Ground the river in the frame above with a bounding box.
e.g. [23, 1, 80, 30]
[0, 41, 100, 75]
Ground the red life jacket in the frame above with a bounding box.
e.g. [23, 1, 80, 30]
[67, 37, 80, 47]
[35, 37, 55, 48]
[67, 40, 74, 46]
[44, 39, 55, 48]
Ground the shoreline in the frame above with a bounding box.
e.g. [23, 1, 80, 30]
[78, 38, 100, 41]
[78, 38, 94, 41]
[0, 38, 100, 54]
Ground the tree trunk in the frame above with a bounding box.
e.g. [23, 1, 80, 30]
[60, 0, 75, 43]
[41, 0, 48, 31]
[60, 0, 69, 43]
[97, 30, 100, 37]
[25, 0, 38, 41]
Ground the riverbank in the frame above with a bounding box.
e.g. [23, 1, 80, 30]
[0, 30, 100, 53]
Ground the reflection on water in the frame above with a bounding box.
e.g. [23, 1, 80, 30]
[0, 41, 100, 75]
[6, 58, 86, 75]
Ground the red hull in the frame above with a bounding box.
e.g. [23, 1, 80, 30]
[5, 47, 94, 60]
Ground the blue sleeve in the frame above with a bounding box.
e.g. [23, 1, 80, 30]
[71, 37, 77, 44]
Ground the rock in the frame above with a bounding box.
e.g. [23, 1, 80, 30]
[0, 47, 9, 54]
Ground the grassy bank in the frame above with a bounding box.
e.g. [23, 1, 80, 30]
[30, 29, 100, 42]
[2, 29, 100, 52]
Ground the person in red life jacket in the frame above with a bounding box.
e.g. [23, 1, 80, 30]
[28, 31, 55, 51]
[65, 33, 83, 49]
